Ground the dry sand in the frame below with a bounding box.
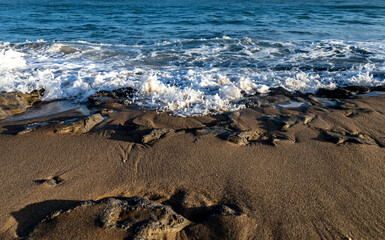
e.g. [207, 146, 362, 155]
[0, 94, 385, 239]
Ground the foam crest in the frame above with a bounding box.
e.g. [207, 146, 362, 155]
[0, 49, 26, 71]
[0, 39, 384, 116]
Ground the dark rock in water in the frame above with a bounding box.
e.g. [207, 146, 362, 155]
[59, 45, 77, 54]
[242, 97, 260, 108]
[87, 92, 109, 105]
[55, 113, 104, 134]
[0, 89, 44, 120]
[268, 87, 307, 98]
[141, 128, 174, 144]
[268, 87, 291, 96]
[315, 88, 354, 99]
[111, 87, 137, 99]
[99, 197, 191, 238]
[88, 87, 137, 104]
[369, 85, 385, 92]
[323, 131, 374, 145]
[260, 95, 292, 104]
[342, 86, 370, 94]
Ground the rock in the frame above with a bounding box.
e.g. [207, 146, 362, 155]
[306, 95, 323, 106]
[331, 101, 356, 110]
[99, 109, 114, 115]
[17, 125, 40, 135]
[342, 86, 370, 94]
[369, 85, 385, 92]
[260, 95, 292, 104]
[268, 87, 292, 97]
[243, 97, 260, 108]
[265, 114, 313, 131]
[99, 197, 191, 239]
[87, 88, 137, 107]
[185, 204, 257, 239]
[141, 128, 174, 144]
[59, 45, 77, 54]
[347, 108, 373, 118]
[34, 176, 63, 187]
[226, 131, 259, 146]
[282, 114, 313, 130]
[269, 132, 295, 146]
[16, 121, 53, 135]
[315, 88, 354, 99]
[88, 88, 137, 102]
[227, 112, 249, 131]
[0, 89, 44, 120]
[87, 92, 109, 105]
[27, 197, 191, 240]
[323, 131, 374, 145]
[55, 113, 104, 134]
[212, 205, 241, 216]
[111, 87, 137, 99]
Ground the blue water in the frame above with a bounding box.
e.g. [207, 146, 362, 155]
[1, 0, 385, 115]
[1, 0, 385, 43]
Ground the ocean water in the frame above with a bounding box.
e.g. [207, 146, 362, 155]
[1, 0, 385, 116]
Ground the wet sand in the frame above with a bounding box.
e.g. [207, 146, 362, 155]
[1, 93, 385, 239]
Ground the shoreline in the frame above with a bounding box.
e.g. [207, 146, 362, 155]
[1, 90, 385, 239]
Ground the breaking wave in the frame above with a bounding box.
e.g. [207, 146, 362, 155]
[1, 38, 384, 116]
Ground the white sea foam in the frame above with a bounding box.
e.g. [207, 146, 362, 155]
[0, 49, 26, 70]
[0, 39, 384, 116]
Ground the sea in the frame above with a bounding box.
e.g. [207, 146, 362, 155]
[1, 0, 385, 116]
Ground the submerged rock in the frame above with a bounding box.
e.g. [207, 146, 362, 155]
[99, 197, 191, 239]
[260, 95, 292, 104]
[55, 113, 104, 134]
[331, 101, 356, 110]
[369, 85, 385, 92]
[88, 87, 137, 106]
[315, 88, 355, 99]
[59, 45, 77, 54]
[342, 86, 370, 95]
[0, 89, 44, 120]
[141, 128, 174, 144]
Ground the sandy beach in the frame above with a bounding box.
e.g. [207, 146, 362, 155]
[1, 89, 385, 239]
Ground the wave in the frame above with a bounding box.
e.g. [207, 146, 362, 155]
[1, 38, 384, 116]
